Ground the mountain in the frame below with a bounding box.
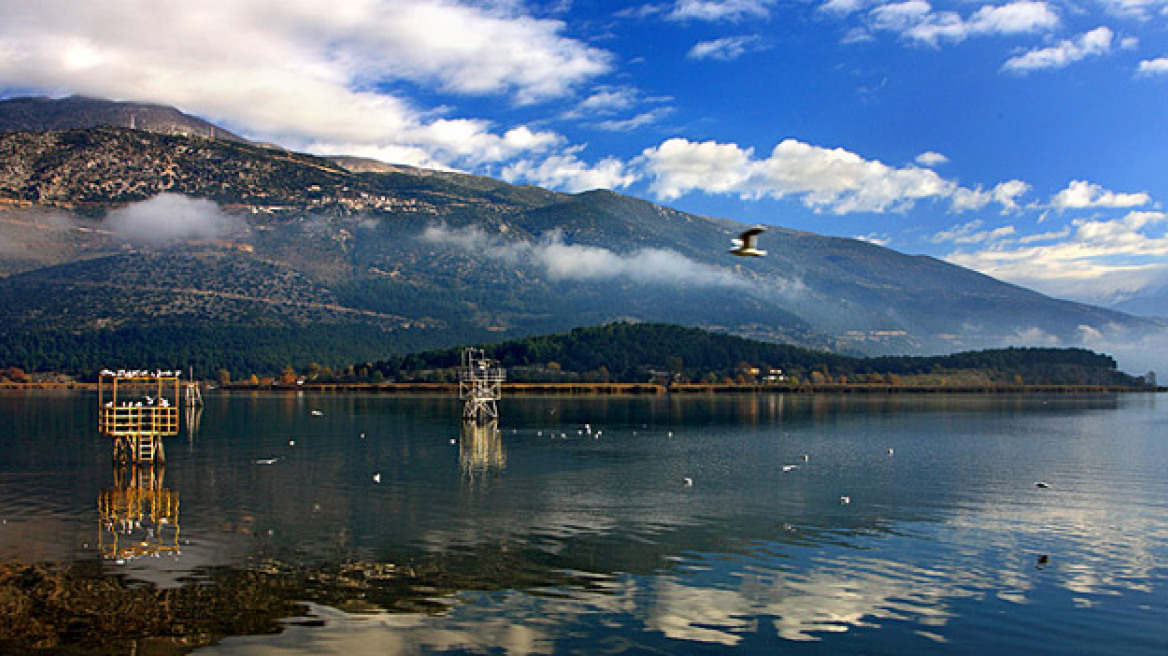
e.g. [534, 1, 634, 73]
[1110, 288, 1168, 319]
[0, 97, 1162, 376]
[0, 95, 245, 142]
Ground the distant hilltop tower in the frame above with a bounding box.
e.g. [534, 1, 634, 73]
[458, 348, 505, 422]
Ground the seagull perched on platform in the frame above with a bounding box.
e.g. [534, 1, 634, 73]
[729, 226, 767, 257]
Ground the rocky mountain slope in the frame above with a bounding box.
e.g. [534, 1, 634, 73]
[0, 95, 244, 142]
[0, 97, 1161, 374]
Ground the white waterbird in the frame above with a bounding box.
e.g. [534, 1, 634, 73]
[729, 226, 767, 257]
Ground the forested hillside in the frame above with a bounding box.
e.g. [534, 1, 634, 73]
[374, 323, 1143, 387]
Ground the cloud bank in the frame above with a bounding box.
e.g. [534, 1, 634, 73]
[668, 0, 776, 22]
[1137, 58, 1168, 76]
[688, 36, 765, 61]
[869, 0, 1060, 46]
[1002, 26, 1123, 73]
[419, 223, 751, 290]
[501, 150, 637, 194]
[938, 209, 1168, 306]
[0, 0, 608, 171]
[104, 193, 242, 243]
[636, 137, 1028, 214]
[1050, 180, 1151, 211]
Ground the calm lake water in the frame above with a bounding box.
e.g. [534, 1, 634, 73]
[1, 391, 1166, 654]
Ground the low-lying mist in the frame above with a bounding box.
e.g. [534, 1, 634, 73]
[103, 193, 248, 243]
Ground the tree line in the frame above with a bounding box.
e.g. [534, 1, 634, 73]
[372, 323, 1145, 387]
[0, 321, 1148, 387]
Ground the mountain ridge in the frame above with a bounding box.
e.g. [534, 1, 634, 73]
[0, 96, 1162, 375]
[0, 95, 245, 143]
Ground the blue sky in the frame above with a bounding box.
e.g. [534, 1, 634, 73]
[2, 0, 1167, 307]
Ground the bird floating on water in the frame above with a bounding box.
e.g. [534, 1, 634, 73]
[886, 448, 895, 456]
[782, 465, 798, 472]
[729, 226, 767, 257]
[839, 495, 851, 504]
[372, 473, 381, 484]
[1035, 481, 1051, 488]
[683, 477, 694, 486]
[310, 410, 323, 416]
[254, 458, 279, 465]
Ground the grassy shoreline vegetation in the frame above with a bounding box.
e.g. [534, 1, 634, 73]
[0, 323, 1158, 392]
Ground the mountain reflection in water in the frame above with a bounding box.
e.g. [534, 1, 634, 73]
[0, 392, 1165, 655]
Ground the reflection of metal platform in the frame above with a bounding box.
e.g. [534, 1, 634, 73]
[460, 419, 505, 487]
[97, 463, 180, 561]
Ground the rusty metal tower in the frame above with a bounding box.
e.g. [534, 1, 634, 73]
[458, 348, 505, 421]
[98, 370, 181, 463]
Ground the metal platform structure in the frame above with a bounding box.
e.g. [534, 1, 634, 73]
[458, 348, 505, 421]
[98, 370, 181, 463]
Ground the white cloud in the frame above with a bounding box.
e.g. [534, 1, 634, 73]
[668, 0, 775, 21]
[502, 149, 638, 193]
[856, 232, 892, 245]
[570, 88, 640, 116]
[687, 36, 764, 61]
[942, 210, 1168, 305]
[1137, 57, 1168, 76]
[992, 179, 1034, 212]
[104, 193, 244, 243]
[593, 108, 673, 132]
[870, 1, 934, 32]
[1002, 26, 1116, 72]
[635, 137, 1021, 214]
[931, 219, 1017, 244]
[420, 224, 748, 288]
[1050, 179, 1151, 210]
[915, 151, 949, 167]
[870, 1, 1060, 47]
[0, 0, 611, 170]
[949, 179, 1032, 213]
[561, 87, 672, 132]
[821, 0, 873, 15]
[1095, 0, 1168, 19]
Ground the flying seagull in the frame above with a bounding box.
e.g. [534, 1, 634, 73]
[729, 226, 767, 257]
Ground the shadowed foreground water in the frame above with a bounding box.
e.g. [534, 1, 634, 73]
[1, 391, 1165, 654]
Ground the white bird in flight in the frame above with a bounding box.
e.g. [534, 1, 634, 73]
[729, 226, 767, 257]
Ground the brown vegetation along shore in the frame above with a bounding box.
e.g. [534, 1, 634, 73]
[0, 381, 94, 390]
[0, 547, 579, 655]
[2, 381, 1162, 394]
[0, 562, 300, 655]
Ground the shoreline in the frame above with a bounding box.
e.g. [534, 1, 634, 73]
[2, 381, 1163, 394]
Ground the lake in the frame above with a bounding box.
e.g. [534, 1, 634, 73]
[1, 391, 1166, 654]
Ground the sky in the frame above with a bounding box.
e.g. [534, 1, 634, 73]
[1, 0, 1167, 308]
